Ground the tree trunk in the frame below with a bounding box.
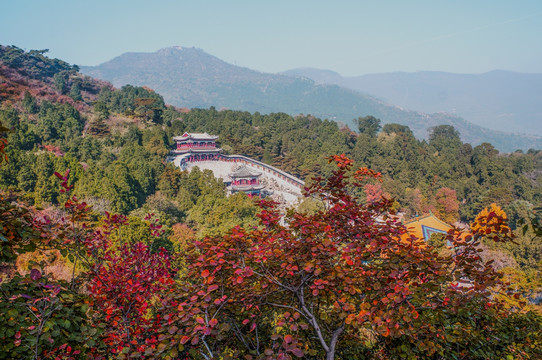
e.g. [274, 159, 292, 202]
[325, 325, 344, 360]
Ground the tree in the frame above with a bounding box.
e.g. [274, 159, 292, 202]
[93, 101, 110, 121]
[68, 81, 82, 101]
[53, 72, 68, 95]
[428, 125, 462, 153]
[434, 187, 460, 224]
[0, 186, 99, 359]
[363, 182, 384, 204]
[356, 115, 381, 137]
[0, 120, 8, 165]
[102, 162, 141, 213]
[187, 192, 259, 238]
[21, 91, 38, 114]
[55, 171, 175, 358]
[0, 271, 94, 359]
[404, 187, 423, 217]
[168, 155, 539, 359]
[134, 98, 157, 123]
[88, 236, 174, 356]
[381, 123, 412, 136]
[86, 118, 110, 137]
[169, 223, 196, 274]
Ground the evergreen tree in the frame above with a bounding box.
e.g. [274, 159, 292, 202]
[21, 91, 38, 113]
[68, 80, 82, 101]
[53, 72, 68, 94]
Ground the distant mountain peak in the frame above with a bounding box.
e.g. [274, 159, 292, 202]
[156, 46, 198, 55]
[80, 48, 542, 152]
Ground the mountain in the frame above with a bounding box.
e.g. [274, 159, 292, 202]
[81, 47, 390, 119]
[282, 68, 542, 136]
[81, 47, 542, 152]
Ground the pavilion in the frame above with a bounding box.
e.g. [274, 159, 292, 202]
[225, 164, 265, 198]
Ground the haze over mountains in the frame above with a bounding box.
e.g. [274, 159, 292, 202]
[283, 68, 542, 136]
[81, 46, 542, 152]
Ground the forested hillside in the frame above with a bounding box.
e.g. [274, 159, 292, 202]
[81, 47, 542, 152]
[1, 46, 541, 359]
[2, 45, 542, 263]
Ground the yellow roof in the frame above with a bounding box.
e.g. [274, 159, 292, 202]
[404, 213, 452, 241]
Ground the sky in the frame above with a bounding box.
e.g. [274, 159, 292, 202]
[1, 0, 542, 76]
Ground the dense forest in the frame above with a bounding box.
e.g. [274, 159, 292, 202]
[1, 46, 541, 359]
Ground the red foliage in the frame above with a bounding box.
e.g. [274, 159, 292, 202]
[53, 169, 176, 358]
[364, 183, 383, 204]
[22, 157, 531, 359]
[42, 144, 65, 157]
[87, 242, 173, 354]
[168, 155, 449, 359]
[434, 187, 460, 223]
[160, 155, 526, 359]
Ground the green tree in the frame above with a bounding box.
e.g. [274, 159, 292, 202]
[93, 101, 109, 120]
[428, 124, 462, 153]
[187, 192, 258, 238]
[68, 80, 82, 101]
[53, 72, 68, 94]
[21, 91, 38, 114]
[356, 115, 381, 137]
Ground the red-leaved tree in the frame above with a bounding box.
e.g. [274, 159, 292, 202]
[53, 170, 176, 358]
[161, 154, 540, 360]
[87, 231, 174, 356]
[3, 158, 541, 359]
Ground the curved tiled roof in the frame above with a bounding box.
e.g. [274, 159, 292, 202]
[229, 164, 262, 178]
[172, 132, 219, 141]
[230, 184, 265, 191]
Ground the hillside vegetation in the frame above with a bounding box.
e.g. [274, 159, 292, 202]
[1, 46, 541, 359]
[81, 47, 542, 152]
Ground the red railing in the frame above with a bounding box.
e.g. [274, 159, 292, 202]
[177, 142, 217, 150]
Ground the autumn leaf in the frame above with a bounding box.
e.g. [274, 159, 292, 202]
[284, 334, 293, 344]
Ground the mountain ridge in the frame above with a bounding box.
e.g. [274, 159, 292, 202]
[282, 68, 542, 136]
[81, 47, 542, 152]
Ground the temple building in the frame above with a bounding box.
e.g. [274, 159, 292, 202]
[172, 132, 222, 161]
[225, 165, 265, 198]
[404, 212, 452, 242]
[169, 132, 299, 201]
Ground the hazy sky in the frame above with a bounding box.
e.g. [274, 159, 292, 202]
[1, 0, 541, 76]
